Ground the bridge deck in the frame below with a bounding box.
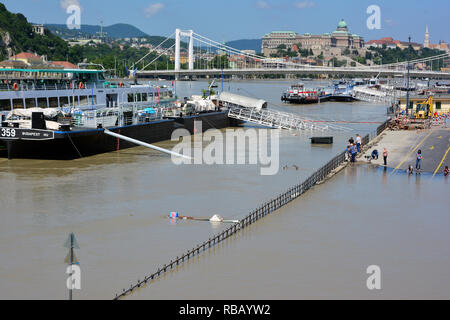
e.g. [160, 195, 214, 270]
[137, 68, 450, 79]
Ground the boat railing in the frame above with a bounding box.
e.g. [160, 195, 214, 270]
[0, 81, 176, 93]
[71, 108, 120, 128]
[0, 82, 104, 92]
[69, 103, 169, 129]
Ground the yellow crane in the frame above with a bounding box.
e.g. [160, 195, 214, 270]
[414, 96, 434, 119]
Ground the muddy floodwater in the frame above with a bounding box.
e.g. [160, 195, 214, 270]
[127, 165, 450, 300]
[2, 80, 447, 300]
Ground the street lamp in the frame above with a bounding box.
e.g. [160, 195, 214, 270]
[406, 36, 411, 116]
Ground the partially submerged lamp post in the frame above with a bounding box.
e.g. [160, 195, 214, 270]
[64, 233, 80, 300]
[406, 36, 411, 116]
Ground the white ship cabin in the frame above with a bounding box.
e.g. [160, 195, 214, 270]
[0, 68, 174, 117]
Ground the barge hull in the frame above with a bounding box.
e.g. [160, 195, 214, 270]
[1, 112, 239, 160]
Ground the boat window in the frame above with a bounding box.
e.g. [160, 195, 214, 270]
[37, 98, 48, 108]
[136, 93, 142, 102]
[148, 93, 154, 100]
[25, 98, 36, 108]
[79, 96, 88, 106]
[128, 93, 134, 103]
[49, 97, 59, 108]
[88, 95, 97, 105]
[60, 97, 70, 108]
[436, 102, 441, 110]
[142, 93, 147, 101]
[13, 99, 25, 109]
[0, 99, 11, 111]
[71, 96, 79, 106]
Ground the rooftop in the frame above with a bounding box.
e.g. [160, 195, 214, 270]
[10, 52, 42, 60]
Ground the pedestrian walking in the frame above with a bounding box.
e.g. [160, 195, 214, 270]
[416, 150, 422, 171]
[383, 148, 388, 166]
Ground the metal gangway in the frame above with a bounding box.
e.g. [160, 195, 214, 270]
[227, 106, 349, 132]
[353, 86, 406, 104]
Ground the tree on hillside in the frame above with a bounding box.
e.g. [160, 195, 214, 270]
[0, 3, 69, 61]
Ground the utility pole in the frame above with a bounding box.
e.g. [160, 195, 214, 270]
[406, 36, 411, 116]
[64, 233, 80, 300]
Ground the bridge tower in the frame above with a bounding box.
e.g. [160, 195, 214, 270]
[175, 29, 194, 72]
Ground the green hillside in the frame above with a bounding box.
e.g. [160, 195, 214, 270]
[45, 23, 149, 39]
[0, 3, 69, 61]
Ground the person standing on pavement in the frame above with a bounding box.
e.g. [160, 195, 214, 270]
[383, 148, 388, 166]
[356, 134, 362, 153]
[350, 144, 357, 163]
[416, 150, 423, 172]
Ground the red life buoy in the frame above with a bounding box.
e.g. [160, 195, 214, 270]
[78, 82, 84, 89]
[70, 82, 73, 89]
[12, 82, 19, 91]
[119, 82, 124, 88]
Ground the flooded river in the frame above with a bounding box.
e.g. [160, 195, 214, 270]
[1, 80, 447, 299]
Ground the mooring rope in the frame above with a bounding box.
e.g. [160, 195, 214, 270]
[66, 133, 83, 158]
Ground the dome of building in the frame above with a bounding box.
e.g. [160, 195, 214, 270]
[338, 19, 347, 29]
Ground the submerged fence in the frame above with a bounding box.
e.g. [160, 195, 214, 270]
[113, 119, 391, 300]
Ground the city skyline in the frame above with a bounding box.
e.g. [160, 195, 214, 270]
[2, 0, 449, 44]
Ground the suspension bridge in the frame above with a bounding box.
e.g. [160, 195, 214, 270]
[134, 29, 450, 80]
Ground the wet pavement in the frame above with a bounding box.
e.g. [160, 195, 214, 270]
[363, 128, 450, 175]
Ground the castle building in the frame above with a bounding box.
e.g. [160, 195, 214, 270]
[262, 19, 364, 57]
[32, 24, 45, 36]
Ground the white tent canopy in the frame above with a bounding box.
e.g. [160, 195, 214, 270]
[6, 108, 65, 120]
[219, 92, 267, 111]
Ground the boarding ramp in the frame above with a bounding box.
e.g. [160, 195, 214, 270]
[353, 86, 405, 104]
[219, 92, 267, 111]
[221, 92, 348, 131]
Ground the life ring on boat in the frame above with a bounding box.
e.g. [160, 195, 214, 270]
[12, 82, 19, 91]
[119, 82, 124, 88]
[78, 82, 84, 89]
[70, 82, 73, 89]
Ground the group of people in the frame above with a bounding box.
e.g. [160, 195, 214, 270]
[345, 134, 449, 177]
[368, 148, 389, 166]
[346, 134, 362, 163]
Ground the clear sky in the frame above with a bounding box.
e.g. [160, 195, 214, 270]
[2, 0, 449, 43]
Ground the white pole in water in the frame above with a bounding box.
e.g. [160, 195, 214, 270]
[175, 29, 181, 72]
[188, 30, 194, 71]
[103, 129, 192, 160]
